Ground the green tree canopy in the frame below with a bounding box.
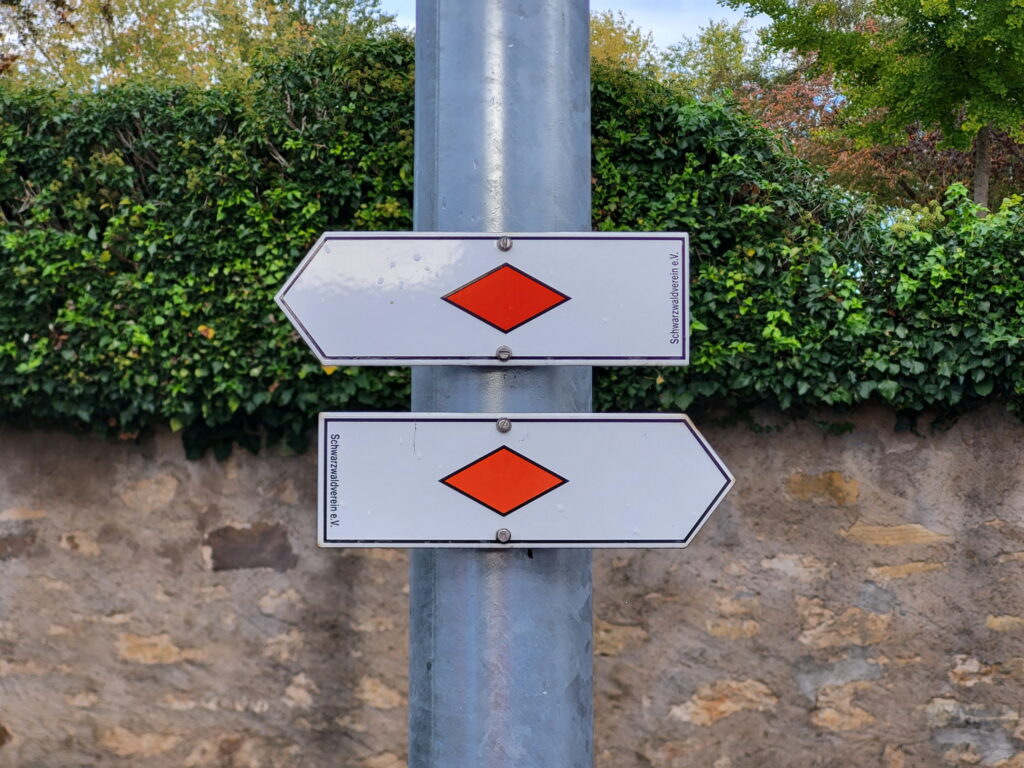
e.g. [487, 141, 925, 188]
[590, 10, 660, 74]
[661, 19, 779, 99]
[724, 0, 1024, 208]
[0, 0, 393, 89]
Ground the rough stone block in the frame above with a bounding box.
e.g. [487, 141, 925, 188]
[204, 522, 297, 572]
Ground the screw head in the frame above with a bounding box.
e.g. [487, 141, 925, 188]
[495, 345, 512, 361]
[496, 417, 512, 433]
[497, 236, 513, 252]
[496, 528, 512, 544]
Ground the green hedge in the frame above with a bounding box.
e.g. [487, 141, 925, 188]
[2, 35, 1023, 457]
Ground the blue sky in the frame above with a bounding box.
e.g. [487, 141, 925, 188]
[378, 1, 766, 50]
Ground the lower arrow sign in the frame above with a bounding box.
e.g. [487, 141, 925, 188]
[318, 413, 734, 548]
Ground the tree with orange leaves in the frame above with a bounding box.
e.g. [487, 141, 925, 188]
[725, 0, 1024, 210]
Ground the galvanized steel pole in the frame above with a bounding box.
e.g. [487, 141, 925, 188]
[409, 1, 594, 766]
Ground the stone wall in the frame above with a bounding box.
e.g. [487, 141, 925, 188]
[1, 405, 1022, 767]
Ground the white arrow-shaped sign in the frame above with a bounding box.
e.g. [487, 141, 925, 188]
[318, 412, 733, 548]
[276, 232, 689, 366]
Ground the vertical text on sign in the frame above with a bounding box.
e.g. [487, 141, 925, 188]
[328, 431, 340, 529]
[669, 249, 682, 346]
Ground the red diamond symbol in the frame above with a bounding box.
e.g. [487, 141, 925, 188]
[440, 446, 568, 516]
[442, 264, 570, 333]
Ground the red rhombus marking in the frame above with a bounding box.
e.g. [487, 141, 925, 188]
[442, 264, 570, 333]
[440, 446, 568, 516]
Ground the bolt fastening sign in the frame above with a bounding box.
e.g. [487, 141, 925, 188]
[318, 413, 733, 548]
[275, 232, 689, 365]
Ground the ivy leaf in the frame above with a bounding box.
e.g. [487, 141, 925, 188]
[877, 380, 900, 401]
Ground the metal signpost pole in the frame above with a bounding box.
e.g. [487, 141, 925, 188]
[408, 0, 594, 765]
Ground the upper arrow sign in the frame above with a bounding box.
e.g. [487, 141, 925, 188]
[275, 232, 689, 366]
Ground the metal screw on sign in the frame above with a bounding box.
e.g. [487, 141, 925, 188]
[495, 345, 512, 362]
[496, 418, 512, 433]
[497, 236, 513, 252]
[495, 528, 512, 544]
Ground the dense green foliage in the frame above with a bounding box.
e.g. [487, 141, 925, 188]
[0, 0, 393, 89]
[725, 0, 1024, 148]
[0, 38, 414, 457]
[590, 63, 1024, 418]
[724, 0, 1024, 206]
[2, 35, 1023, 457]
